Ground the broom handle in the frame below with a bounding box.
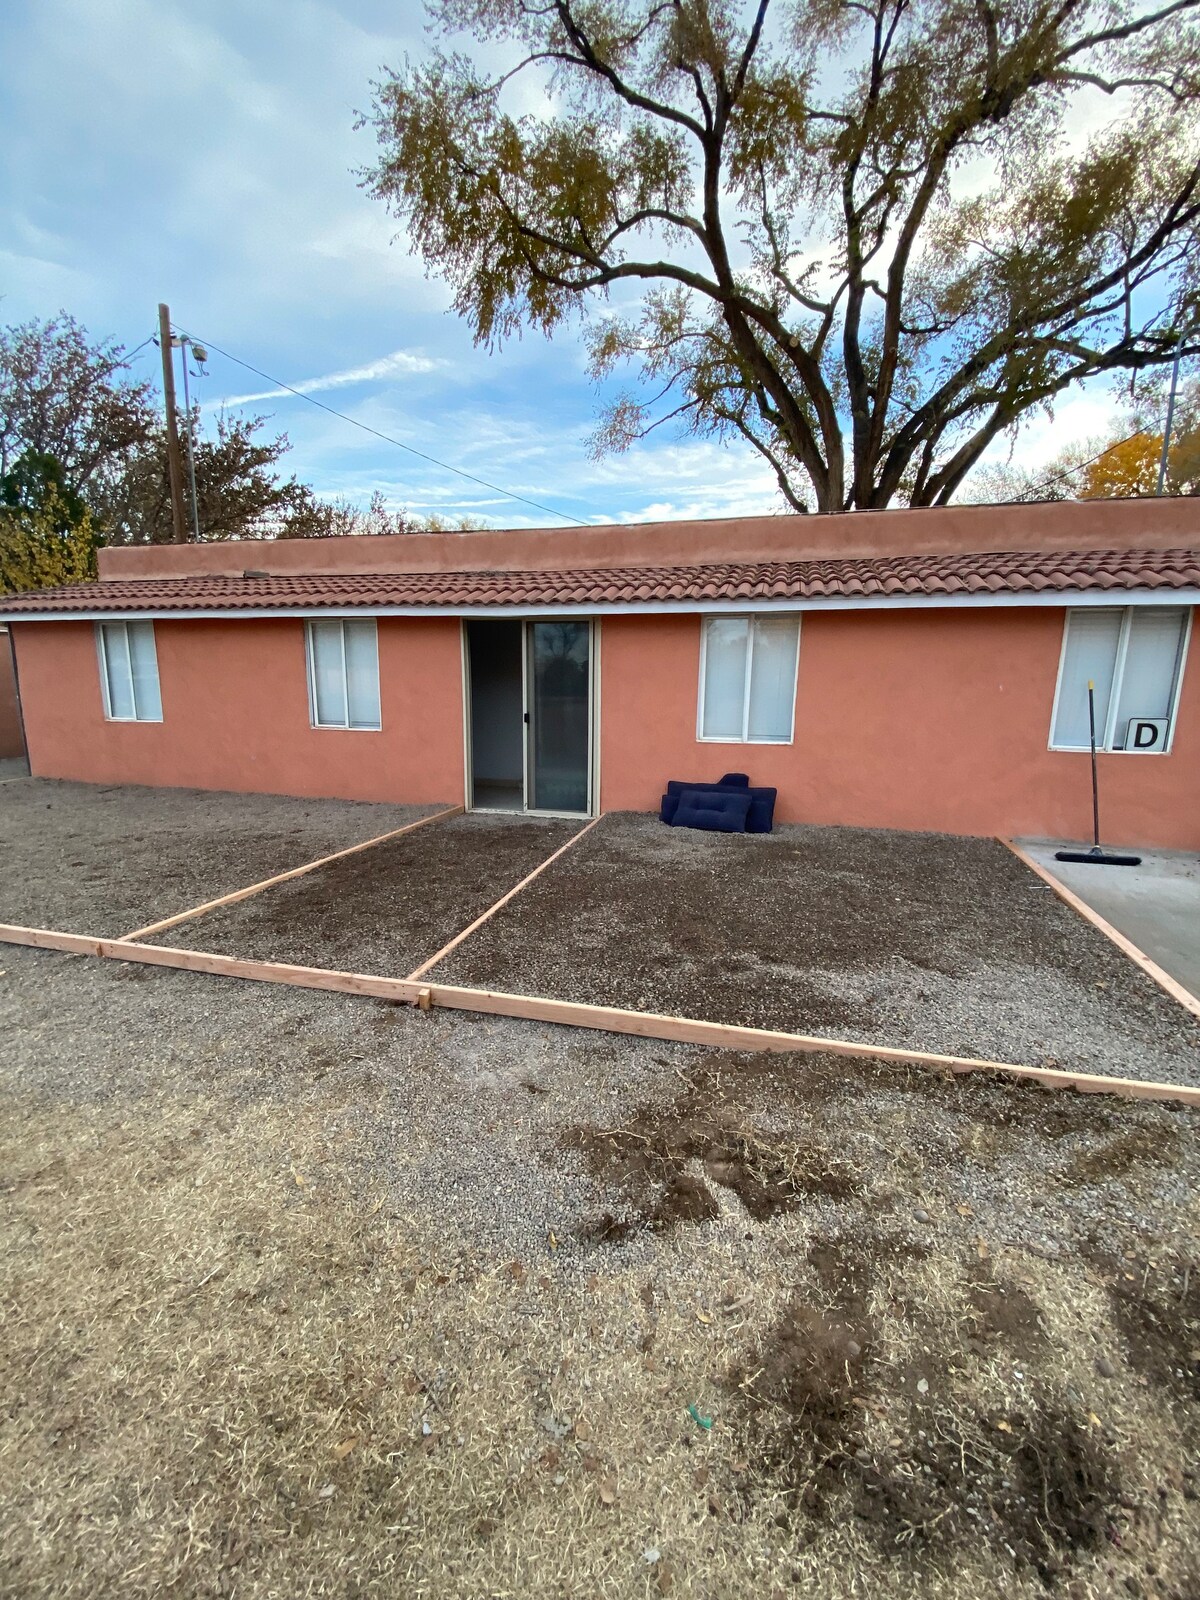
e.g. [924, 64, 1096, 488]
[1088, 680, 1101, 849]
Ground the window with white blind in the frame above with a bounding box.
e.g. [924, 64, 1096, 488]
[1049, 607, 1190, 753]
[96, 621, 162, 722]
[698, 615, 800, 743]
[305, 619, 381, 730]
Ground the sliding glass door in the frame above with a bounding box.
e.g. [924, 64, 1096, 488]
[526, 620, 592, 814]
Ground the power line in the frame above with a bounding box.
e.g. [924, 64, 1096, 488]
[175, 326, 590, 527]
[1028, 426, 1152, 497]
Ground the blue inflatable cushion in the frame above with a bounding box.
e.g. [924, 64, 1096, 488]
[671, 787, 752, 833]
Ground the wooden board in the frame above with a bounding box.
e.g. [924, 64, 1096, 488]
[420, 981, 1200, 1104]
[121, 805, 462, 942]
[0, 924, 104, 956]
[0, 923, 427, 1001]
[2, 917, 1197, 1106]
[999, 837, 1200, 1023]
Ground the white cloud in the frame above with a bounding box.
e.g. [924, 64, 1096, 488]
[212, 347, 444, 408]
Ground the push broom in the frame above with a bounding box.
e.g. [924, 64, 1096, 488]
[1054, 680, 1141, 867]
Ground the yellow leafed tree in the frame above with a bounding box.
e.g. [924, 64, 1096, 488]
[0, 487, 97, 596]
[1081, 434, 1163, 499]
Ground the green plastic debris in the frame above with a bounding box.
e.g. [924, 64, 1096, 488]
[687, 1402, 713, 1431]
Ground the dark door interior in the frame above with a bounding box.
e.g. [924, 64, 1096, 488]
[466, 619, 523, 811]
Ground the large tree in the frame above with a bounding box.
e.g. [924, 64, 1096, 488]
[364, 0, 1200, 512]
[0, 315, 363, 545]
[0, 315, 158, 506]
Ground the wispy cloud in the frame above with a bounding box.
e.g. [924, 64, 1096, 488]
[213, 348, 443, 408]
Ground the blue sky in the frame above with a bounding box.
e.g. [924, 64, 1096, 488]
[0, 0, 1122, 527]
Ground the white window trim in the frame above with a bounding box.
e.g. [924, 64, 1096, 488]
[1048, 605, 1192, 755]
[696, 614, 801, 745]
[305, 618, 382, 732]
[95, 620, 162, 723]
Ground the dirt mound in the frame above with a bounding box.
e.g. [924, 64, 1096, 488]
[567, 1055, 860, 1239]
[846, 1408, 1116, 1582]
[727, 1234, 1121, 1587]
[966, 1261, 1046, 1349]
[1064, 1125, 1182, 1185]
[1090, 1249, 1200, 1401]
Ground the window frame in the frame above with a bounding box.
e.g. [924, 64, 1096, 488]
[95, 620, 163, 723]
[1048, 605, 1192, 756]
[696, 613, 801, 746]
[305, 618, 382, 732]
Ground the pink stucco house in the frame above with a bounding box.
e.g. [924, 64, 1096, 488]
[2, 501, 1197, 847]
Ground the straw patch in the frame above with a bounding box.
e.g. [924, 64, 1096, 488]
[3, 1043, 1200, 1599]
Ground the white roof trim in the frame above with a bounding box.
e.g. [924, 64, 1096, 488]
[2, 587, 1198, 623]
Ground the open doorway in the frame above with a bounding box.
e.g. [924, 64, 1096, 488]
[464, 618, 594, 815]
[466, 620, 524, 811]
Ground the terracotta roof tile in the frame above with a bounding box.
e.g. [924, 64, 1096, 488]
[3, 547, 1198, 615]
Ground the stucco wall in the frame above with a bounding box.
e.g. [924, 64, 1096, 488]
[12, 616, 465, 805]
[97, 495, 1200, 580]
[11, 605, 1198, 847]
[597, 608, 1200, 849]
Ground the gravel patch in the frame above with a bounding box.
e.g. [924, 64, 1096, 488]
[433, 813, 1200, 1085]
[161, 811, 581, 977]
[3, 943, 1200, 1597]
[0, 942, 676, 1265]
[1, 939, 1197, 1273]
[0, 778, 442, 937]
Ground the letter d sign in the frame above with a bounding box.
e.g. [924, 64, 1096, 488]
[1129, 718, 1167, 751]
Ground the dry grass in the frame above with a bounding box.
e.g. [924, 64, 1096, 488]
[3, 1055, 1200, 1600]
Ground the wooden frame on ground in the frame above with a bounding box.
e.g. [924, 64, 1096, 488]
[406, 816, 600, 980]
[1, 917, 1197, 1107]
[3, 817, 1196, 1110]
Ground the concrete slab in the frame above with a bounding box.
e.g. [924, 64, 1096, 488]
[1020, 839, 1200, 1001]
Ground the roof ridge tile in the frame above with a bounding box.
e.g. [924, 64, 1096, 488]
[4, 544, 1198, 614]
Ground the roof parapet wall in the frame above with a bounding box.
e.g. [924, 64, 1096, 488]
[97, 500, 1200, 583]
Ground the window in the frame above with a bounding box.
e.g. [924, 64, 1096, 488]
[698, 615, 800, 743]
[96, 621, 162, 722]
[1050, 607, 1190, 753]
[306, 619, 381, 730]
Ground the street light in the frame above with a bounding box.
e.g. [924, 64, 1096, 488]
[171, 333, 207, 541]
[1155, 323, 1198, 496]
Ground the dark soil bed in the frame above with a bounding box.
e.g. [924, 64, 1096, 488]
[433, 813, 1200, 1084]
[163, 812, 581, 976]
[0, 779, 437, 938]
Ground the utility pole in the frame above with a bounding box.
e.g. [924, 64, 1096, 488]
[157, 302, 188, 543]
